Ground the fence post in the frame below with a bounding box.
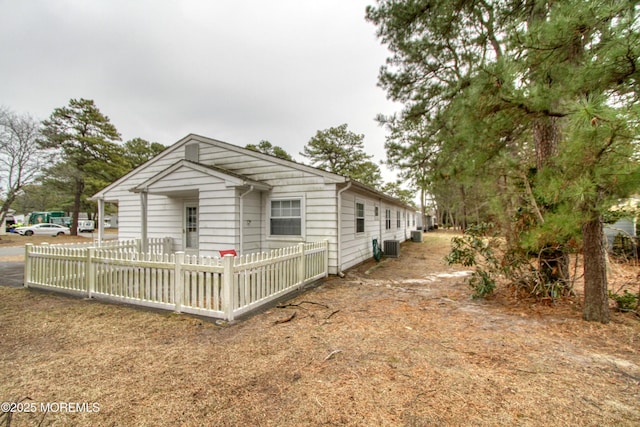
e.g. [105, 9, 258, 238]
[174, 252, 185, 313]
[24, 244, 33, 288]
[222, 254, 235, 322]
[87, 247, 95, 298]
[324, 239, 329, 278]
[298, 242, 306, 289]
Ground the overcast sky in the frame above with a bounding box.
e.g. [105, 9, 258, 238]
[1, 0, 400, 179]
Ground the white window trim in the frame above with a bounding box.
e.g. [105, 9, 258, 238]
[267, 196, 305, 241]
[355, 199, 365, 235]
[385, 208, 392, 230]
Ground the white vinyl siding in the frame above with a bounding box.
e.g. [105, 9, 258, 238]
[339, 192, 410, 271]
[242, 190, 262, 254]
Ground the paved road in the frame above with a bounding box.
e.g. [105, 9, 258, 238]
[0, 246, 25, 257]
[0, 232, 118, 288]
[0, 262, 24, 288]
[0, 246, 25, 288]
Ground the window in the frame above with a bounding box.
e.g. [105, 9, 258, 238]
[374, 206, 379, 217]
[385, 208, 391, 230]
[185, 204, 198, 249]
[270, 199, 302, 236]
[397, 211, 401, 228]
[356, 201, 365, 233]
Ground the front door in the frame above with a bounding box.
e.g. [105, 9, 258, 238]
[184, 202, 198, 253]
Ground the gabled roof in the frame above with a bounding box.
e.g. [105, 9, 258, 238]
[92, 133, 345, 200]
[92, 133, 414, 210]
[130, 159, 272, 193]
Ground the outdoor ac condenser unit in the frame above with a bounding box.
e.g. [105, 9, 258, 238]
[411, 230, 423, 242]
[384, 240, 400, 258]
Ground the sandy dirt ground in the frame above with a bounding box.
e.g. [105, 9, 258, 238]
[0, 231, 639, 426]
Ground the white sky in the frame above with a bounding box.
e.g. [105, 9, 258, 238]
[0, 0, 400, 180]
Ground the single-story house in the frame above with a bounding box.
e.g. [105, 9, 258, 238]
[92, 134, 416, 275]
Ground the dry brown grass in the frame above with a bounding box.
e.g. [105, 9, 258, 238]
[1, 231, 639, 426]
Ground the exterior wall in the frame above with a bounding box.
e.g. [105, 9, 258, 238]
[197, 143, 341, 271]
[241, 189, 262, 254]
[147, 195, 183, 249]
[100, 146, 192, 241]
[339, 190, 412, 271]
[260, 186, 339, 273]
[198, 186, 238, 254]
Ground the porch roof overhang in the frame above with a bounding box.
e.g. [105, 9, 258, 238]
[129, 159, 272, 195]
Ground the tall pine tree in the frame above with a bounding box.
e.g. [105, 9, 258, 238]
[368, 0, 640, 322]
[39, 98, 122, 235]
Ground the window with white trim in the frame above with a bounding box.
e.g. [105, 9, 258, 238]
[356, 201, 365, 233]
[397, 211, 401, 228]
[270, 199, 302, 236]
[385, 208, 391, 230]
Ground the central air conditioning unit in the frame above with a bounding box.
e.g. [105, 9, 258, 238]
[384, 240, 400, 258]
[411, 230, 423, 242]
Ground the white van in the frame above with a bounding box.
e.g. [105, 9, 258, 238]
[78, 220, 95, 232]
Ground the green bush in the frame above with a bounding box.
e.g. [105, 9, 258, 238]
[608, 289, 639, 313]
[446, 223, 500, 299]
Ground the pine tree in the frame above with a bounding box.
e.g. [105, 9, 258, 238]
[301, 124, 383, 188]
[368, 0, 640, 322]
[39, 98, 122, 235]
[246, 140, 293, 161]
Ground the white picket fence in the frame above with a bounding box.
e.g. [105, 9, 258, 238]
[24, 239, 329, 321]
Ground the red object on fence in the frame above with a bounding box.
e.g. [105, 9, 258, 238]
[219, 249, 237, 257]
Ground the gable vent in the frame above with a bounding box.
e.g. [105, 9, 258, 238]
[185, 143, 200, 162]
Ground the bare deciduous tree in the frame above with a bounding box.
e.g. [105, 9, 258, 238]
[0, 107, 46, 226]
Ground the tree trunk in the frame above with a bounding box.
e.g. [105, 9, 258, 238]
[71, 178, 84, 236]
[533, 115, 571, 289]
[420, 187, 426, 230]
[533, 116, 559, 170]
[460, 185, 467, 232]
[582, 215, 610, 323]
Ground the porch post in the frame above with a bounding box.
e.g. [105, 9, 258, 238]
[140, 190, 148, 253]
[97, 197, 105, 246]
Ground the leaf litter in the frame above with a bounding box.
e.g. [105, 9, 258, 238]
[0, 231, 638, 426]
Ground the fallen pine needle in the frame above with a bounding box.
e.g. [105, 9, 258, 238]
[324, 349, 342, 361]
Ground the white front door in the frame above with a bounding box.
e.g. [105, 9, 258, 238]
[184, 202, 198, 253]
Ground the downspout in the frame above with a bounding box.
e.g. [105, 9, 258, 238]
[239, 185, 254, 255]
[379, 197, 383, 244]
[336, 180, 352, 278]
[140, 190, 148, 253]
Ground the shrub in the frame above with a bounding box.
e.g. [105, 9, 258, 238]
[608, 289, 639, 313]
[446, 223, 501, 299]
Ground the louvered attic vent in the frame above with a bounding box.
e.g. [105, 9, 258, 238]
[185, 143, 200, 162]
